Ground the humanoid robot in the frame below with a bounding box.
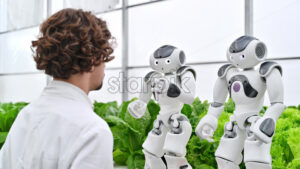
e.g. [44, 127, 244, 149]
[195, 36, 285, 169]
[128, 45, 196, 169]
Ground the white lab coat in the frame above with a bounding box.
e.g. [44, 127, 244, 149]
[0, 80, 114, 169]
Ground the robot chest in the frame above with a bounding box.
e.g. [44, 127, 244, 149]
[151, 74, 180, 101]
[166, 74, 179, 83]
[151, 74, 179, 85]
[227, 73, 265, 99]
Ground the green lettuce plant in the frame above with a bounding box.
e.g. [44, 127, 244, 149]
[0, 103, 28, 148]
[0, 100, 299, 169]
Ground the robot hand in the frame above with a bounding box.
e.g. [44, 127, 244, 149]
[151, 78, 169, 94]
[195, 114, 218, 142]
[250, 103, 285, 144]
[250, 116, 275, 144]
[128, 100, 147, 119]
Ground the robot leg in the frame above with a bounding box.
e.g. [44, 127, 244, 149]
[142, 116, 168, 169]
[216, 157, 240, 169]
[244, 127, 272, 169]
[163, 113, 192, 169]
[215, 121, 246, 169]
[143, 150, 167, 169]
[245, 162, 271, 169]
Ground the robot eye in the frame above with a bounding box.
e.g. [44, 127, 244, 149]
[154, 60, 159, 65]
[165, 59, 171, 64]
[240, 55, 245, 59]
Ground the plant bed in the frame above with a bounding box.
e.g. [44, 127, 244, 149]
[0, 99, 299, 169]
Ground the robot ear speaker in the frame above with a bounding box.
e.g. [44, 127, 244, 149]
[179, 51, 186, 64]
[255, 42, 266, 59]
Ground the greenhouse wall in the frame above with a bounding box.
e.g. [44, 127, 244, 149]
[0, 0, 299, 105]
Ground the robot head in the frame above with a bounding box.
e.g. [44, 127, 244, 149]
[150, 45, 186, 73]
[227, 36, 267, 69]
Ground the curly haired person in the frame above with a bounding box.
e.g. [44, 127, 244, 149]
[0, 8, 115, 169]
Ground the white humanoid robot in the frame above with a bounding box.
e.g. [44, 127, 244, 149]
[128, 45, 196, 169]
[195, 36, 285, 169]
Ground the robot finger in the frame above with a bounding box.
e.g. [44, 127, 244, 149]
[133, 103, 141, 110]
[195, 128, 202, 139]
[195, 123, 205, 139]
[203, 125, 214, 136]
[160, 78, 169, 84]
[201, 132, 214, 142]
[154, 78, 160, 83]
[196, 124, 214, 142]
[128, 106, 139, 118]
[206, 137, 214, 143]
[128, 106, 134, 114]
[202, 125, 215, 142]
[151, 81, 156, 88]
[151, 87, 161, 93]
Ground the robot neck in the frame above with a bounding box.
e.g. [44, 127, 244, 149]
[164, 72, 175, 76]
[243, 67, 254, 71]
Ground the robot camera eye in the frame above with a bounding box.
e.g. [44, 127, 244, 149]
[240, 55, 245, 59]
[154, 60, 159, 65]
[165, 59, 171, 64]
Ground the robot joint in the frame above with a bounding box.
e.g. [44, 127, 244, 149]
[180, 165, 189, 169]
[168, 115, 189, 134]
[224, 122, 237, 138]
[152, 120, 164, 135]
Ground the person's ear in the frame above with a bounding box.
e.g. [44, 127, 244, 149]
[90, 65, 95, 72]
[90, 56, 96, 72]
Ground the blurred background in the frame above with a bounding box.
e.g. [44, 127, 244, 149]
[0, 0, 299, 105]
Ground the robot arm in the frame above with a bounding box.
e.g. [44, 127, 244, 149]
[166, 71, 196, 104]
[139, 76, 153, 103]
[196, 64, 231, 142]
[251, 62, 285, 143]
[264, 66, 284, 120]
[128, 71, 157, 118]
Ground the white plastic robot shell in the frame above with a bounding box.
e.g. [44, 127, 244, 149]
[196, 36, 285, 169]
[259, 61, 282, 78]
[136, 45, 195, 169]
[149, 45, 186, 74]
[227, 36, 267, 69]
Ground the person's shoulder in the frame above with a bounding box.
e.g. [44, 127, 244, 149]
[89, 113, 111, 132]
[61, 105, 113, 143]
[78, 116, 113, 144]
[27, 96, 111, 134]
[66, 103, 111, 134]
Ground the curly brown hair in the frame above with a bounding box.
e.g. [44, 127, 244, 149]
[32, 8, 114, 79]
